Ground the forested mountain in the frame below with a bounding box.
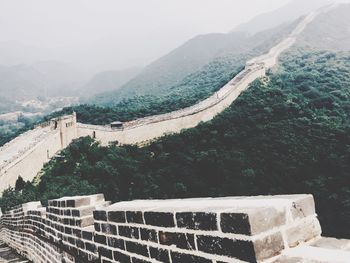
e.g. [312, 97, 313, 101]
[3, 1, 350, 241]
[89, 0, 329, 106]
[3, 48, 350, 239]
[76, 21, 298, 119]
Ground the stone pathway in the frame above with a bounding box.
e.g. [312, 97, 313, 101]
[0, 242, 29, 263]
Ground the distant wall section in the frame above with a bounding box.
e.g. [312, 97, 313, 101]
[0, 114, 78, 193]
[77, 65, 266, 145]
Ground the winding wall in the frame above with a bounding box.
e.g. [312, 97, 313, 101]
[0, 114, 77, 193]
[76, 8, 324, 146]
[0, 6, 331, 193]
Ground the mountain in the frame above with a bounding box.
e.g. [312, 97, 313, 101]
[233, 0, 331, 34]
[298, 3, 350, 51]
[91, 20, 299, 106]
[81, 67, 142, 97]
[0, 61, 84, 101]
[4, 0, 350, 242]
[93, 32, 248, 101]
[89, 0, 331, 106]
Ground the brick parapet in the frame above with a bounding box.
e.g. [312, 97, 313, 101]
[0, 194, 322, 263]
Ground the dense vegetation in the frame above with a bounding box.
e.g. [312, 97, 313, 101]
[50, 56, 245, 124]
[2, 48, 350, 238]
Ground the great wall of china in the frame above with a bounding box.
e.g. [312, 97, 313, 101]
[2, 193, 350, 263]
[1, 4, 349, 263]
[0, 7, 329, 194]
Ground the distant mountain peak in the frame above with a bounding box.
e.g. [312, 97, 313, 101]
[233, 0, 332, 34]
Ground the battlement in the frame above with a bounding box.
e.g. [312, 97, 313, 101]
[2, 194, 347, 263]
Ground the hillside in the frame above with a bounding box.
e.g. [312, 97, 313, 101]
[56, 20, 299, 125]
[90, 20, 298, 107]
[3, 48, 350, 239]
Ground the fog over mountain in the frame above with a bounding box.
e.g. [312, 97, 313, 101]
[0, 0, 349, 110]
[0, 0, 291, 73]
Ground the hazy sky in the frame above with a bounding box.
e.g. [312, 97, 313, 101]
[0, 0, 290, 48]
[0, 0, 347, 73]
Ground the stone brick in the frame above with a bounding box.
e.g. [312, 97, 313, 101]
[108, 211, 126, 223]
[290, 195, 316, 220]
[113, 251, 131, 263]
[221, 207, 286, 236]
[285, 218, 322, 248]
[107, 236, 125, 250]
[126, 211, 144, 224]
[94, 222, 101, 232]
[119, 226, 140, 239]
[132, 258, 152, 263]
[82, 230, 93, 241]
[98, 246, 113, 260]
[101, 223, 117, 235]
[125, 241, 149, 257]
[144, 212, 175, 227]
[85, 242, 97, 253]
[66, 197, 91, 208]
[149, 246, 170, 263]
[94, 233, 107, 245]
[93, 210, 107, 221]
[176, 212, 217, 231]
[159, 231, 195, 250]
[140, 228, 158, 243]
[79, 216, 94, 227]
[170, 252, 212, 263]
[254, 232, 285, 261]
[197, 235, 256, 262]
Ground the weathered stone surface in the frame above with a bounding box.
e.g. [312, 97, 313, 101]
[159, 231, 195, 250]
[126, 211, 144, 224]
[113, 251, 131, 263]
[176, 212, 217, 231]
[1, 193, 341, 263]
[254, 231, 285, 261]
[144, 212, 175, 227]
[125, 241, 149, 257]
[140, 228, 158, 243]
[285, 217, 322, 248]
[196, 235, 256, 262]
[119, 226, 140, 239]
[290, 195, 316, 220]
[170, 251, 212, 263]
[149, 246, 171, 263]
[107, 210, 126, 223]
[310, 237, 350, 251]
[221, 207, 286, 236]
